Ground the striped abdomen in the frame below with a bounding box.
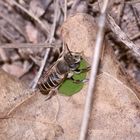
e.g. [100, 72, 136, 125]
[38, 60, 70, 94]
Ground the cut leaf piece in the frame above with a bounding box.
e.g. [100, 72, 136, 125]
[58, 59, 88, 96]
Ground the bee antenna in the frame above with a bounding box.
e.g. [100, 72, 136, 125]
[65, 43, 73, 56]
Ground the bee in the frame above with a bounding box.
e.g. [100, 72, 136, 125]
[37, 44, 90, 99]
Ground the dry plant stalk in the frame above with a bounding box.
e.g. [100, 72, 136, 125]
[107, 14, 140, 62]
[31, 0, 60, 89]
[0, 43, 60, 49]
[79, 0, 109, 140]
[6, 0, 50, 35]
[64, 0, 67, 21]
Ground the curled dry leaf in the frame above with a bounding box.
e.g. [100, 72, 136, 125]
[106, 3, 140, 98]
[61, 13, 140, 139]
[0, 70, 64, 140]
[61, 13, 97, 63]
[0, 13, 140, 140]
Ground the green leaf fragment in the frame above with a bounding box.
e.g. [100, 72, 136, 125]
[58, 59, 88, 96]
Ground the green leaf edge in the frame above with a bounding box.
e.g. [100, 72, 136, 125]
[58, 59, 88, 96]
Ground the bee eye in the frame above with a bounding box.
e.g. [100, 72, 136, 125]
[70, 63, 77, 68]
[69, 61, 80, 69]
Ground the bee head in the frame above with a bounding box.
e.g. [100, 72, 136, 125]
[64, 52, 81, 70]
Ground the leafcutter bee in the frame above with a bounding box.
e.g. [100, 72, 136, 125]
[38, 43, 90, 99]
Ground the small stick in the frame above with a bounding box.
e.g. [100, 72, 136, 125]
[0, 26, 16, 42]
[6, 0, 50, 36]
[130, 32, 140, 41]
[0, 12, 29, 42]
[130, 4, 140, 29]
[107, 14, 140, 62]
[101, 71, 140, 103]
[79, 0, 109, 140]
[0, 43, 61, 49]
[31, 0, 60, 89]
[6, 90, 36, 117]
[117, 0, 125, 26]
[64, 0, 67, 21]
[126, 0, 140, 4]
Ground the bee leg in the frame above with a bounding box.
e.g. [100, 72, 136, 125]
[45, 90, 56, 101]
[70, 77, 89, 84]
[67, 72, 74, 78]
[74, 66, 91, 74]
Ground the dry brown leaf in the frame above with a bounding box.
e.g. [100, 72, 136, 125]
[61, 13, 140, 139]
[0, 13, 140, 140]
[61, 13, 97, 63]
[2, 63, 26, 78]
[0, 70, 32, 118]
[105, 1, 140, 97]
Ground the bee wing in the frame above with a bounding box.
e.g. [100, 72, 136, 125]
[38, 46, 64, 83]
[39, 61, 57, 82]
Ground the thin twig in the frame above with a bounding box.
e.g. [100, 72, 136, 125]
[64, 0, 67, 21]
[130, 4, 140, 29]
[48, 0, 59, 43]
[117, 0, 125, 26]
[6, 0, 50, 36]
[31, 0, 60, 89]
[107, 14, 140, 63]
[130, 32, 140, 41]
[0, 26, 16, 42]
[0, 42, 61, 49]
[5, 114, 58, 126]
[6, 89, 36, 117]
[79, 0, 109, 140]
[126, 0, 140, 4]
[62, 0, 68, 50]
[0, 12, 29, 42]
[100, 71, 140, 104]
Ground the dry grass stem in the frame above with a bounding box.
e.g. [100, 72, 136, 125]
[107, 14, 140, 62]
[9, 115, 57, 126]
[6, 90, 36, 117]
[64, 0, 67, 21]
[126, 0, 140, 4]
[31, 0, 60, 89]
[0, 43, 60, 49]
[130, 32, 140, 40]
[0, 12, 29, 41]
[7, 0, 50, 36]
[79, 0, 109, 140]
[100, 71, 140, 103]
[117, 0, 125, 25]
